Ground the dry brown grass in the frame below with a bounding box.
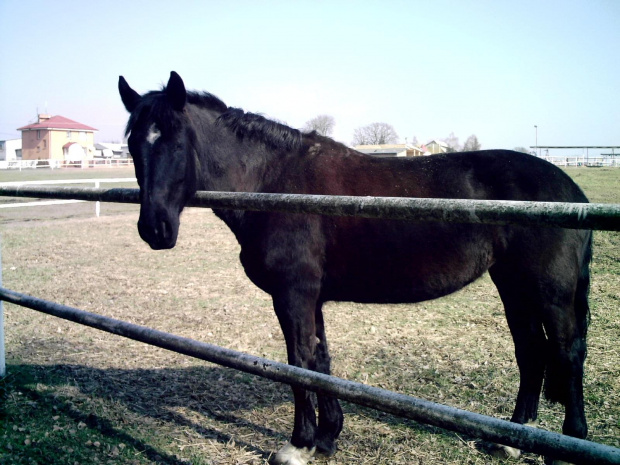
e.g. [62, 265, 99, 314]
[1, 200, 619, 464]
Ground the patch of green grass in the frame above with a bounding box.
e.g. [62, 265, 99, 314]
[562, 167, 620, 203]
[0, 365, 164, 465]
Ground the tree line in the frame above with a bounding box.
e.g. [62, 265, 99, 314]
[304, 115, 534, 155]
[303, 115, 483, 152]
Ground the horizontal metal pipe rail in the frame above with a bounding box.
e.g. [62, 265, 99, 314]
[1, 185, 620, 230]
[1, 286, 618, 464]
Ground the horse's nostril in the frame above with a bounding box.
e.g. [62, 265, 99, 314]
[161, 219, 172, 241]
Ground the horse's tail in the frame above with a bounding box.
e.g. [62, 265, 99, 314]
[544, 229, 592, 404]
[575, 230, 593, 338]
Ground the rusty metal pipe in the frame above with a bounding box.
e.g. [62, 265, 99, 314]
[0, 185, 619, 230]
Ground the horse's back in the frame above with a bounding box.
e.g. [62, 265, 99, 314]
[309, 148, 590, 303]
[318, 148, 588, 203]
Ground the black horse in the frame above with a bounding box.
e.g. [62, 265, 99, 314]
[119, 72, 592, 465]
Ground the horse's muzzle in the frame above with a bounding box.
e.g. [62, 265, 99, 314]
[137, 215, 178, 250]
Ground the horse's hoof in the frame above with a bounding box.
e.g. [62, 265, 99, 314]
[490, 444, 522, 459]
[273, 442, 316, 465]
[315, 436, 338, 458]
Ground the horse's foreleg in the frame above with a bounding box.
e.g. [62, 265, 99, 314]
[272, 289, 320, 465]
[314, 303, 343, 457]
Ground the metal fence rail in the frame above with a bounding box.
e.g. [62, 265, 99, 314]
[1, 286, 618, 464]
[0, 179, 136, 217]
[1, 185, 620, 230]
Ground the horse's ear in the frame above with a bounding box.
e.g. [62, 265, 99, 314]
[166, 71, 186, 112]
[118, 76, 141, 113]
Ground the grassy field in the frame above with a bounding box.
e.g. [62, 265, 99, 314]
[0, 167, 618, 464]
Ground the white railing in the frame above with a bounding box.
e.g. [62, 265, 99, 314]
[0, 159, 134, 170]
[539, 156, 620, 167]
[0, 178, 137, 217]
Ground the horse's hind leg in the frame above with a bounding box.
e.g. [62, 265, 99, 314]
[542, 301, 588, 440]
[314, 303, 343, 457]
[490, 266, 548, 458]
[490, 230, 590, 464]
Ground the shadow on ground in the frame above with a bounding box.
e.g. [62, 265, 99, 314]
[2, 360, 491, 464]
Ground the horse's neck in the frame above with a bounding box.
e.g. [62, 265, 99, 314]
[201, 142, 278, 193]
[195, 126, 284, 234]
[190, 105, 295, 235]
[205, 141, 268, 236]
[198, 133, 282, 195]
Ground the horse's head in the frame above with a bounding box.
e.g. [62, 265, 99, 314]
[118, 71, 198, 250]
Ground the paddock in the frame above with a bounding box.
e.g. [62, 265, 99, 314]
[1, 185, 619, 464]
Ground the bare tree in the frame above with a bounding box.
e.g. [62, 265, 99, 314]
[443, 132, 461, 152]
[352, 122, 399, 145]
[462, 134, 481, 151]
[514, 146, 534, 154]
[303, 114, 335, 137]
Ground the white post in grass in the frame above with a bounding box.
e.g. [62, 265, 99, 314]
[95, 181, 101, 217]
[0, 234, 5, 377]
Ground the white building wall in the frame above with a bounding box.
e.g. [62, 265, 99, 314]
[0, 139, 22, 161]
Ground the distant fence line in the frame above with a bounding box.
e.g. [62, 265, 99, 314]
[538, 156, 620, 167]
[0, 187, 619, 464]
[3, 157, 619, 170]
[0, 159, 134, 170]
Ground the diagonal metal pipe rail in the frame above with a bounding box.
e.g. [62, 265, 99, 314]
[1, 286, 618, 464]
[1, 185, 620, 230]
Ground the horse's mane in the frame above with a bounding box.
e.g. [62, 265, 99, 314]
[216, 108, 302, 152]
[126, 88, 302, 152]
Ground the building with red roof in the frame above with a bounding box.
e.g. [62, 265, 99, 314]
[17, 114, 97, 161]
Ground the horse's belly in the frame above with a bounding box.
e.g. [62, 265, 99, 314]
[323, 223, 499, 304]
[322, 267, 477, 304]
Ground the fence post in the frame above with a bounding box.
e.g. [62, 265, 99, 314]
[95, 181, 100, 217]
[0, 234, 5, 377]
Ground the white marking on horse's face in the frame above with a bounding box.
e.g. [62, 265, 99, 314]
[273, 442, 316, 465]
[146, 124, 161, 145]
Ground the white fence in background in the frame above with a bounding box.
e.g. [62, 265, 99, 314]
[0, 178, 137, 217]
[0, 159, 133, 170]
[539, 156, 620, 167]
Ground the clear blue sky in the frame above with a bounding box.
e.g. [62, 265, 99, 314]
[1, 0, 618, 156]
